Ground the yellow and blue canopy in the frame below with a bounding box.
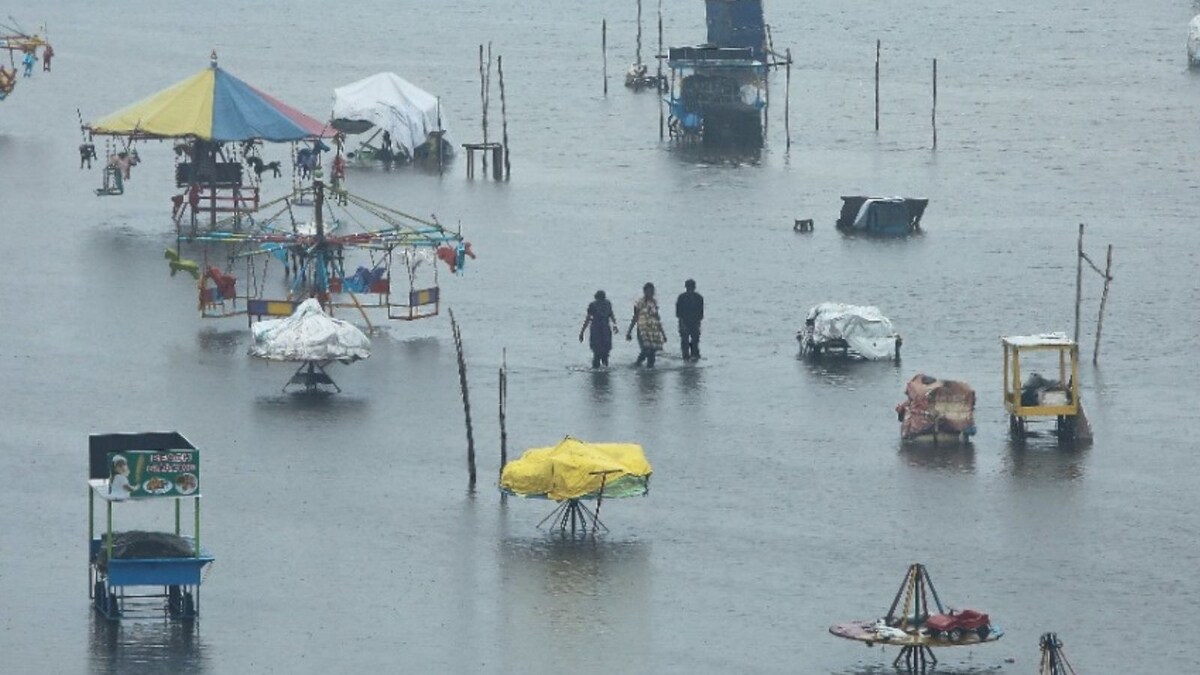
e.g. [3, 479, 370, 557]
[500, 437, 652, 501]
[89, 61, 330, 142]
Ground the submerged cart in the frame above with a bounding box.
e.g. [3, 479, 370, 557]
[88, 432, 213, 620]
[1003, 333, 1089, 442]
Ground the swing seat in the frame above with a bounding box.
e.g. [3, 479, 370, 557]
[389, 287, 440, 320]
[247, 299, 298, 324]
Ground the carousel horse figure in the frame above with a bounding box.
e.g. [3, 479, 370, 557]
[0, 66, 15, 99]
[435, 241, 476, 274]
[246, 156, 282, 179]
[164, 248, 201, 280]
[295, 140, 331, 179]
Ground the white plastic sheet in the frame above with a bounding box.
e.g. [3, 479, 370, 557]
[249, 299, 371, 362]
[332, 72, 447, 157]
[805, 302, 899, 360]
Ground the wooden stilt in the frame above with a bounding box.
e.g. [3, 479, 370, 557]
[1093, 244, 1113, 364]
[498, 55, 510, 179]
[932, 58, 938, 149]
[874, 40, 881, 132]
[785, 48, 792, 150]
[450, 309, 476, 489]
[602, 20, 608, 97]
[1074, 223, 1084, 343]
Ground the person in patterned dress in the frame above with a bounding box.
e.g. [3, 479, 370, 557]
[626, 282, 667, 367]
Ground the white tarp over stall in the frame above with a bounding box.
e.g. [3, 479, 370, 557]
[331, 72, 448, 156]
[249, 299, 371, 362]
[806, 302, 899, 360]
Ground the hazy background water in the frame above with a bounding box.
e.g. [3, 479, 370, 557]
[2, 1, 1199, 672]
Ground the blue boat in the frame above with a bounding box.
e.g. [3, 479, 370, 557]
[835, 196, 929, 237]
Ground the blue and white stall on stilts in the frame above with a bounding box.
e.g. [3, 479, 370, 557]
[88, 432, 214, 620]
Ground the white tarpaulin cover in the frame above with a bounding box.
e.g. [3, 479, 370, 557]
[249, 299, 371, 362]
[332, 72, 447, 156]
[806, 302, 899, 360]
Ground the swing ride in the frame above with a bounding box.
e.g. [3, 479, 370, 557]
[0, 20, 50, 103]
[81, 53, 472, 326]
[829, 563, 1003, 672]
[500, 437, 652, 536]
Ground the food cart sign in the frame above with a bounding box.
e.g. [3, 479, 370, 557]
[106, 450, 200, 499]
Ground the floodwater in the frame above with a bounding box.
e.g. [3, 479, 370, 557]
[2, 1, 1199, 672]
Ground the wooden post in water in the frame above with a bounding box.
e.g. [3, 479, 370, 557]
[1074, 223, 1084, 344]
[785, 48, 792, 149]
[932, 58, 938, 149]
[657, 9, 664, 139]
[874, 40, 881, 132]
[1093, 244, 1113, 364]
[498, 55, 511, 179]
[602, 20, 608, 97]
[450, 309, 477, 489]
[763, 56, 770, 137]
[498, 349, 508, 499]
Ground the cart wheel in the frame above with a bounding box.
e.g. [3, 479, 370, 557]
[976, 626, 990, 640]
[168, 585, 182, 617]
[948, 628, 963, 642]
[94, 582, 106, 612]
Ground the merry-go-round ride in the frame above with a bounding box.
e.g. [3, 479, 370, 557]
[82, 51, 333, 209]
[82, 53, 472, 328]
[500, 437, 653, 536]
[829, 563, 1003, 672]
[88, 432, 213, 621]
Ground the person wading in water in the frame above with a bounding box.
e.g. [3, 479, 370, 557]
[626, 282, 667, 368]
[579, 290, 619, 368]
[675, 279, 704, 360]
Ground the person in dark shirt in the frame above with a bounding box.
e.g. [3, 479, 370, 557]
[579, 290, 618, 368]
[675, 279, 704, 360]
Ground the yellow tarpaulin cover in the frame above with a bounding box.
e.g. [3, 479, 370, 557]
[500, 437, 652, 501]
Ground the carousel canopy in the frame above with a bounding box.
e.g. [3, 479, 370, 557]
[331, 72, 447, 156]
[89, 58, 330, 142]
[249, 299, 370, 362]
[500, 437, 652, 501]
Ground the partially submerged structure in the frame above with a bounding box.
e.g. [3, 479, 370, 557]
[829, 563, 1003, 672]
[798, 302, 902, 361]
[331, 72, 451, 167]
[896, 374, 976, 443]
[836, 196, 928, 237]
[249, 297, 371, 393]
[663, 1, 790, 148]
[88, 432, 213, 620]
[1002, 333, 1091, 442]
[500, 437, 652, 535]
[1189, 15, 1200, 68]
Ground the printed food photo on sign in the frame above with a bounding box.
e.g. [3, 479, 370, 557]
[175, 473, 198, 495]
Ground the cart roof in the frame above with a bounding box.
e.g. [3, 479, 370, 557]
[89, 432, 195, 480]
[1001, 332, 1076, 348]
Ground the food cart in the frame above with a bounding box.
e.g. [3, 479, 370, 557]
[1002, 333, 1085, 442]
[88, 432, 213, 620]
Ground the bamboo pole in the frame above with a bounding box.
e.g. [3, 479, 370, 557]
[1093, 244, 1113, 364]
[450, 309, 477, 488]
[498, 349, 508, 499]
[785, 48, 792, 149]
[932, 58, 937, 149]
[635, 0, 643, 67]
[498, 55, 510, 179]
[763, 57, 770, 137]
[657, 9, 664, 139]
[874, 40, 880, 132]
[602, 20, 608, 97]
[1074, 223, 1083, 344]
